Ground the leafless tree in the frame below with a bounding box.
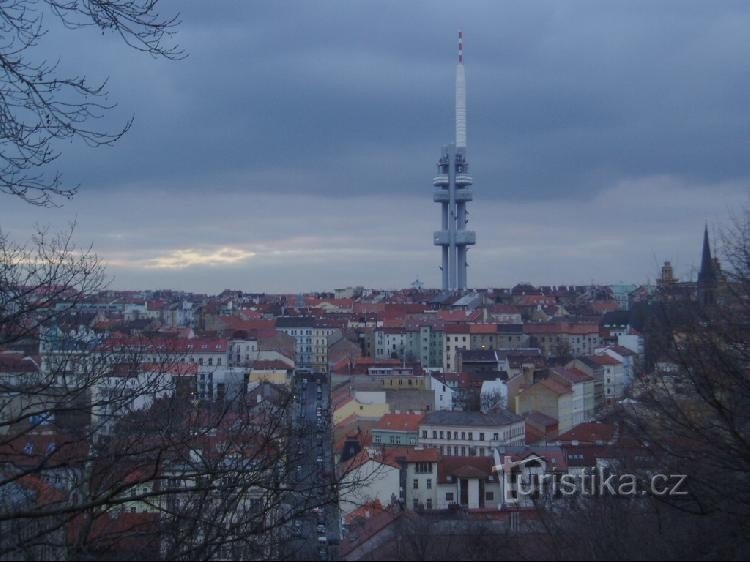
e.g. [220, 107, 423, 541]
[626, 210, 749, 521]
[0, 0, 183, 206]
[0, 228, 373, 560]
[548, 209, 750, 560]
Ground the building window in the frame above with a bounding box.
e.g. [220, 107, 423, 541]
[426, 479, 432, 489]
[413, 479, 419, 489]
[426, 498, 433, 510]
[446, 492, 454, 502]
[479, 433, 485, 441]
[432, 431, 437, 439]
[486, 491, 494, 501]
[422, 430, 427, 439]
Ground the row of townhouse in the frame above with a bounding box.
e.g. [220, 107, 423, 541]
[524, 322, 602, 358]
[418, 410, 525, 457]
[276, 316, 342, 371]
[372, 325, 444, 369]
[511, 349, 635, 436]
[340, 436, 652, 516]
[369, 320, 604, 373]
[338, 447, 504, 515]
[513, 367, 597, 434]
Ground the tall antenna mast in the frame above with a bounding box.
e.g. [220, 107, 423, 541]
[456, 30, 467, 148]
[433, 30, 475, 292]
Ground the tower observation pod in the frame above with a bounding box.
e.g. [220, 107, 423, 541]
[433, 30, 476, 292]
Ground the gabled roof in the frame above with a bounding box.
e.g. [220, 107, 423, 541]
[550, 367, 593, 384]
[608, 345, 637, 357]
[383, 446, 440, 464]
[557, 422, 616, 444]
[589, 354, 622, 366]
[538, 377, 571, 396]
[373, 413, 424, 433]
[438, 456, 494, 483]
[469, 323, 498, 334]
[250, 360, 293, 371]
[438, 309, 482, 323]
[0, 352, 38, 373]
[423, 409, 521, 427]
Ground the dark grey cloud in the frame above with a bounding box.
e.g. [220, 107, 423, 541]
[3, 1, 749, 292]
[32, 0, 748, 203]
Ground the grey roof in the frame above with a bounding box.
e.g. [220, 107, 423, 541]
[460, 349, 498, 362]
[576, 357, 602, 370]
[451, 293, 482, 308]
[385, 390, 435, 413]
[423, 409, 521, 427]
[496, 323, 524, 333]
[276, 316, 314, 328]
[496, 348, 542, 359]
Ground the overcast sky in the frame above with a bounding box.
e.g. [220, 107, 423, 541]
[2, 1, 748, 293]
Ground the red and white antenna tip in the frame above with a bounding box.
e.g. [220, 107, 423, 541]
[458, 30, 463, 63]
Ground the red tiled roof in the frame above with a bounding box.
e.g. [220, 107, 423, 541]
[344, 499, 386, 525]
[373, 413, 425, 433]
[339, 508, 401, 558]
[589, 354, 622, 366]
[608, 345, 637, 357]
[524, 423, 545, 444]
[438, 310, 482, 323]
[523, 322, 600, 335]
[341, 447, 401, 474]
[525, 410, 559, 428]
[506, 447, 569, 471]
[436, 371, 483, 390]
[437, 456, 494, 484]
[469, 323, 497, 334]
[591, 300, 619, 314]
[550, 366, 593, 384]
[103, 337, 228, 354]
[539, 377, 571, 396]
[557, 422, 616, 444]
[0, 353, 38, 373]
[250, 360, 292, 371]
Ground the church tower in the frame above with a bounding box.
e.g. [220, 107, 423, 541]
[697, 225, 719, 306]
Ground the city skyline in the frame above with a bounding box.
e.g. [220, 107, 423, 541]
[1, 1, 748, 292]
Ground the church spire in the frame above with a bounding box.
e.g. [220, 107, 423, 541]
[698, 224, 716, 284]
[697, 224, 718, 306]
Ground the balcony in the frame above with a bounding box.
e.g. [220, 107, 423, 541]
[433, 231, 449, 246]
[433, 189, 449, 203]
[434, 188, 473, 203]
[433, 175, 449, 187]
[455, 231, 476, 246]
